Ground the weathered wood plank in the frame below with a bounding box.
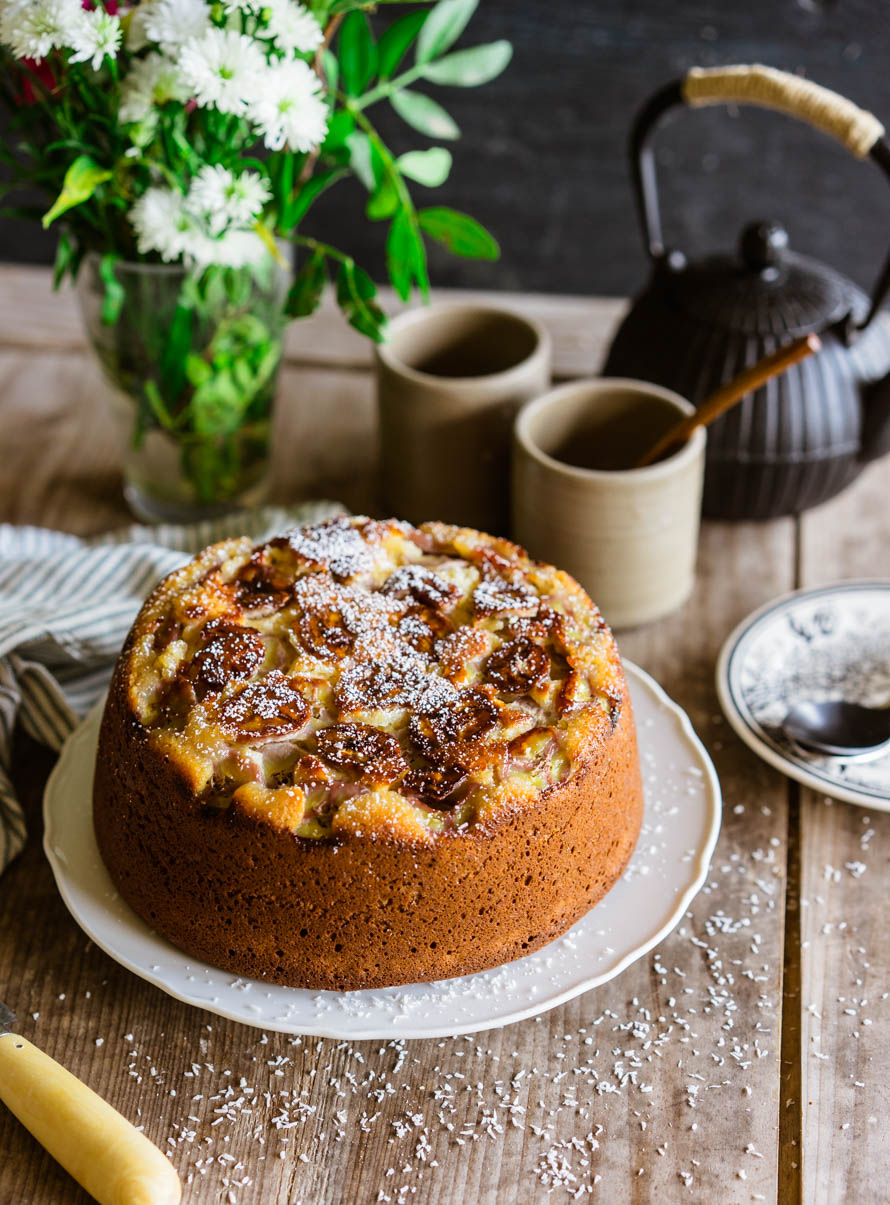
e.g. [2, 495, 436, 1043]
[0, 352, 377, 533]
[607, 517, 795, 1203]
[0, 265, 798, 1204]
[0, 275, 624, 533]
[0, 349, 126, 534]
[0, 523, 796, 1205]
[797, 458, 890, 1205]
[0, 263, 625, 379]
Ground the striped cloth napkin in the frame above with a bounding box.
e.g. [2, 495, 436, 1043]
[0, 502, 342, 874]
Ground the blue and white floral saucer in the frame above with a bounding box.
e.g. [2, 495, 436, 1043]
[717, 581, 890, 810]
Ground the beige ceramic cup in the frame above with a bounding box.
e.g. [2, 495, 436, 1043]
[512, 378, 706, 629]
[376, 304, 551, 532]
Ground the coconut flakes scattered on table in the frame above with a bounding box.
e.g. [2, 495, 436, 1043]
[15, 820, 826, 1203]
[23, 731, 890, 1200]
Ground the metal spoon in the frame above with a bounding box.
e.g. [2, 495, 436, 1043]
[782, 699, 890, 761]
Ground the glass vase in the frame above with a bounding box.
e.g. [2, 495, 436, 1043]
[76, 252, 289, 522]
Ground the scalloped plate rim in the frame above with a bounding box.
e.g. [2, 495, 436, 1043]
[43, 661, 721, 1039]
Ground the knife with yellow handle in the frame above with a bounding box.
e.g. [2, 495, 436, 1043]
[0, 1000, 181, 1205]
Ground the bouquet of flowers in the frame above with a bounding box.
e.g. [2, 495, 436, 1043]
[0, 0, 510, 515]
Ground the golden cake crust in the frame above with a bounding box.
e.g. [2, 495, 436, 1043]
[93, 517, 644, 989]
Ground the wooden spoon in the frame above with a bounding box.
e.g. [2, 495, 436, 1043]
[634, 333, 822, 468]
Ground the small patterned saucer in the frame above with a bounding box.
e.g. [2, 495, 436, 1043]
[717, 581, 890, 809]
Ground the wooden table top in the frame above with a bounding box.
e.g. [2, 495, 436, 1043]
[0, 264, 888, 1205]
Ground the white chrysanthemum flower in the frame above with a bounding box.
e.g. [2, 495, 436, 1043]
[250, 58, 327, 152]
[188, 165, 271, 235]
[140, 0, 210, 56]
[204, 229, 268, 269]
[171, 226, 267, 269]
[130, 187, 199, 262]
[0, 0, 82, 61]
[120, 52, 189, 123]
[266, 2, 324, 57]
[180, 27, 266, 116]
[125, 2, 152, 53]
[131, 183, 269, 268]
[68, 9, 121, 71]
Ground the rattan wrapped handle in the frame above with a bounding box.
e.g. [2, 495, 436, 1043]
[683, 64, 884, 159]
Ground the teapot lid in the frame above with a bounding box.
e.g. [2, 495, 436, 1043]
[661, 220, 858, 336]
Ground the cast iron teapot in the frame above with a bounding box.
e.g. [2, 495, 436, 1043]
[604, 64, 890, 519]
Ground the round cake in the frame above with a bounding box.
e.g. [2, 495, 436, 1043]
[93, 516, 644, 990]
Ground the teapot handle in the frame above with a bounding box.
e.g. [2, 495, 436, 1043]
[632, 64, 890, 333]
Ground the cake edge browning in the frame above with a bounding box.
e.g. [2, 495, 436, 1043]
[93, 650, 644, 991]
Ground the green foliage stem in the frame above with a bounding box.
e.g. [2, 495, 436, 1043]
[0, 0, 511, 503]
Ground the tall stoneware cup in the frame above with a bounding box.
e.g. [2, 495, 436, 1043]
[376, 304, 551, 532]
[512, 378, 706, 628]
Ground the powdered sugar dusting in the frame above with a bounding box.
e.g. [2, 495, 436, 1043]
[51, 663, 718, 1042]
[283, 516, 377, 580]
[142, 517, 620, 827]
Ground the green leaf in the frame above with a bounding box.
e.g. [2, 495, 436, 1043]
[418, 206, 500, 259]
[336, 260, 387, 342]
[397, 147, 452, 188]
[366, 175, 399, 221]
[386, 209, 413, 301]
[321, 47, 339, 95]
[416, 0, 477, 63]
[339, 12, 377, 96]
[283, 167, 347, 230]
[411, 230, 430, 300]
[185, 353, 212, 388]
[144, 380, 177, 432]
[285, 247, 328, 318]
[98, 254, 125, 326]
[345, 130, 376, 191]
[252, 342, 281, 394]
[159, 303, 194, 403]
[52, 231, 75, 291]
[254, 218, 287, 266]
[274, 152, 295, 215]
[377, 10, 427, 78]
[189, 371, 245, 438]
[385, 208, 429, 302]
[322, 109, 355, 154]
[182, 438, 228, 503]
[326, 0, 376, 13]
[420, 40, 512, 87]
[390, 89, 460, 140]
[41, 155, 112, 229]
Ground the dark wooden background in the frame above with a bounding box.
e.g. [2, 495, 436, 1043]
[2, 0, 889, 298]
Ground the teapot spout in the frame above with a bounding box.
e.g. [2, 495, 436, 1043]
[861, 372, 890, 463]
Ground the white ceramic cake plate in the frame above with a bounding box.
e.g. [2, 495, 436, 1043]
[717, 581, 890, 810]
[43, 662, 720, 1040]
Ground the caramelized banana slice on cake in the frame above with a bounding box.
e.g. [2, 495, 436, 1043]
[188, 622, 267, 700]
[216, 671, 310, 741]
[484, 637, 550, 695]
[409, 687, 499, 762]
[316, 722, 407, 787]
